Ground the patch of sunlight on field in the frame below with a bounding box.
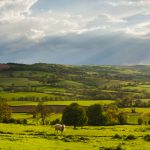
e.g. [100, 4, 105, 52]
[121, 108, 150, 113]
[12, 113, 62, 125]
[8, 100, 115, 106]
[0, 92, 55, 101]
[45, 100, 115, 106]
[12, 113, 33, 119]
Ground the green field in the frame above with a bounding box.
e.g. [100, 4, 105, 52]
[12, 113, 33, 119]
[8, 100, 115, 106]
[121, 108, 150, 113]
[12, 113, 62, 125]
[0, 123, 150, 150]
[0, 92, 56, 100]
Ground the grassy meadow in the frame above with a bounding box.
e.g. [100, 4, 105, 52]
[8, 100, 115, 106]
[0, 123, 150, 150]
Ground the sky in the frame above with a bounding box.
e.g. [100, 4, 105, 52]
[0, 0, 150, 65]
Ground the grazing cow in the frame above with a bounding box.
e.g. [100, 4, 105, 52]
[55, 124, 65, 134]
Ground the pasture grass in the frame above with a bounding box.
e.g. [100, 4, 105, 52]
[0, 123, 150, 150]
[11, 113, 62, 125]
[12, 113, 33, 119]
[0, 92, 55, 101]
[8, 100, 115, 106]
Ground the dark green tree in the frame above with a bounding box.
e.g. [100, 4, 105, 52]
[87, 104, 106, 125]
[62, 103, 87, 129]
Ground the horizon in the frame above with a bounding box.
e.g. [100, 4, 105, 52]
[0, 0, 150, 65]
[1, 62, 150, 67]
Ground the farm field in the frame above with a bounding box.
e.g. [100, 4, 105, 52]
[0, 123, 150, 150]
[8, 100, 115, 106]
[0, 92, 56, 101]
[121, 107, 150, 113]
[12, 113, 62, 125]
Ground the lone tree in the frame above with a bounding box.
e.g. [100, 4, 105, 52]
[62, 103, 87, 129]
[87, 104, 106, 126]
[0, 100, 11, 122]
[36, 102, 52, 125]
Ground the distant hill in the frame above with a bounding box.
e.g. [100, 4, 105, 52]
[1, 63, 150, 101]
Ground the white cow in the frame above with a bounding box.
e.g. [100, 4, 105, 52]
[55, 124, 65, 134]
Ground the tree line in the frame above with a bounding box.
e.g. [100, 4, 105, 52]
[1, 100, 150, 127]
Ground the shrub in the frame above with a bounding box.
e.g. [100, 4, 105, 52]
[2, 118, 16, 123]
[126, 134, 136, 140]
[138, 118, 143, 125]
[2, 118, 27, 124]
[100, 144, 124, 150]
[131, 108, 136, 113]
[115, 144, 124, 150]
[50, 118, 61, 125]
[144, 134, 150, 141]
[148, 120, 150, 125]
[113, 134, 122, 139]
[16, 119, 22, 124]
[23, 119, 27, 124]
[9, 118, 16, 123]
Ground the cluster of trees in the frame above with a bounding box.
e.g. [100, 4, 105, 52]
[0, 101, 52, 125]
[0, 101, 126, 126]
[134, 99, 150, 107]
[118, 97, 150, 107]
[32, 102, 128, 127]
[1, 100, 150, 127]
[62, 103, 128, 128]
[11, 96, 69, 102]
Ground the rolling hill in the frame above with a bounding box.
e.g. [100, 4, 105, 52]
[0, 63, 150, 103]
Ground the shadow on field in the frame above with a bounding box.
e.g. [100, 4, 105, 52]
[27, 131, 91, 143]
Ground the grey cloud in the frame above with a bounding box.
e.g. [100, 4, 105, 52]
[0, 0, 150, 65]
[0, 32, 150, 65]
